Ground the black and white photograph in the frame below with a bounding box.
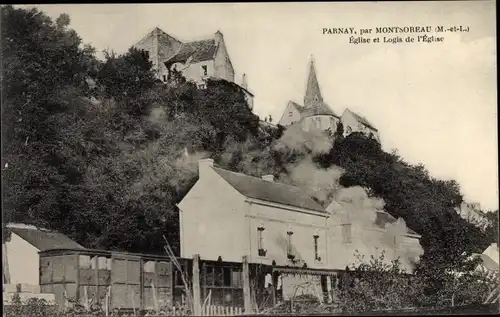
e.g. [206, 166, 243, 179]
[1, 1, 498, 316]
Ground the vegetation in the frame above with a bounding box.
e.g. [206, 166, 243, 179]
[1, 5, 498, 312]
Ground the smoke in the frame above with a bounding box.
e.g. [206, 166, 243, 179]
[272, 124, 424, 270]
[273, 122, 332, 155]
[284, 157, 344, 204]
[335, 186, 383, 228]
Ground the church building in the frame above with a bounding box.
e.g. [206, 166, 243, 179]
[278, 57, 380, 142]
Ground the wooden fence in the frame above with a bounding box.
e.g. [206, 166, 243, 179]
[201, 304, 244, 316]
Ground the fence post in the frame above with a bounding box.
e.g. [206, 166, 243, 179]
[242, 256, 253, 314]
[193, 254, 202, 316]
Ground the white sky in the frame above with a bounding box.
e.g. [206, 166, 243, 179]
[22, 2, 498, 210]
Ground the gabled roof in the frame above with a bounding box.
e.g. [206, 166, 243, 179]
[9, 227, 85, 251]
[472, 253, 499, 272]
[346, 109, 378, 132]
[212, 167, 327, 214]
[374, 211, 418, 235]
[167, 39, 217, 64]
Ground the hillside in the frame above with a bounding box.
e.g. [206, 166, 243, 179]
[2, 5, 496, 272]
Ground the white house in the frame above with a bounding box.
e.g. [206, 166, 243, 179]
[133, 27, 253, 109]
[325, 200, 422, 273]
[3, 223, 85, 287]
[340, 108, 381, 142]
[177, 159, 423, 273]
[455, 202, 491, 230]
[177, 159, 331, 269]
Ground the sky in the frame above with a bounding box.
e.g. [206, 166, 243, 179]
[22, 1, 498, 211]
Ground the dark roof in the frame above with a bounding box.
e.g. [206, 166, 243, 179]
[167, 39, 217, 64]
[289, 101, 339, 119]
[349, 110, 378, 132]
[212, 167, 327, 213]
[10, 227, 85, 251]
[374, 211, 418, 235]
[302, 102, 339, 118]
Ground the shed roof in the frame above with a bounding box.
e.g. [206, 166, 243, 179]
[10, 227, 85, 251]
[212, 167, 327, 214]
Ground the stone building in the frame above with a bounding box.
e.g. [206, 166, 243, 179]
[278, 57, 380, 142]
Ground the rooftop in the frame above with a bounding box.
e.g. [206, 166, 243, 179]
[9, 226, 85, 251]
[212, 167, 327, 214]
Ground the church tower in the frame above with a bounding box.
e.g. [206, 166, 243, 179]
[303, 56, 324, 108]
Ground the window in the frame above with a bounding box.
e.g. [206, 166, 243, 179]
[257, 224, 266, 256]
[162, 75, 167, 82]
[346, 126, 352, 134]
[286, 226, 294, 258]
[330, 118, 336, 127]
[141, 49, 150, 59]
[288, 112, 293, 117]
[198, 83, 206, 89]
[341, 224, 352, 244]
[201, 65, 208, 76]
[313, 232, 321, 261]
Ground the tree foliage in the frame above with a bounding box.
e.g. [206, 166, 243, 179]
[2, 5, 495, 279]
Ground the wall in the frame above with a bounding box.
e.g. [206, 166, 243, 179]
[213, 35, 235, 83]
[301, 115, 339, 132]
[245, 202, 330, 269]
[172, 60, 216, 86]
[341, 110, 380, 141]
[278, 103, 302, 126]
[133, 29, 182, 81]
[5, 233, 40, 285]
[178, 165, 247, 263]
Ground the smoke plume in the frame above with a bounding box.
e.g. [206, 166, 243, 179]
[273, 124, 424, 270]
[273, 122, 332, 155]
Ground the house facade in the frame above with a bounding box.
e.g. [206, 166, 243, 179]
[340, 108, 380, 142]
[3, 223, 85, 286]
[455, 202, 491, 230]
[133, 27, 253, 108]
[177, 159, 423, 273]
[278, 57, 380, 142]
[325, 201, 422, 272]
[177, 159, 330, 269]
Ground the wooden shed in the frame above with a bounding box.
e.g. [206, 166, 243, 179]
[38, 248, 173, 311]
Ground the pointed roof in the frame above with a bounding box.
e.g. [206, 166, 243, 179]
[304, 57, 324, 108]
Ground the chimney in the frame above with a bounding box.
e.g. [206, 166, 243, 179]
[241, 73, 248, 90]
[198, 158, 214, 179]
[262, 175, 274, 182]
[214, 30, 223, 45]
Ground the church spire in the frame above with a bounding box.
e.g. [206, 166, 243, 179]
[303, 56, 323, 108]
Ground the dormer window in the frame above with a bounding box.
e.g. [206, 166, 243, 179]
[201, 65, 208, 76]
[257, 223, 267, 257]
